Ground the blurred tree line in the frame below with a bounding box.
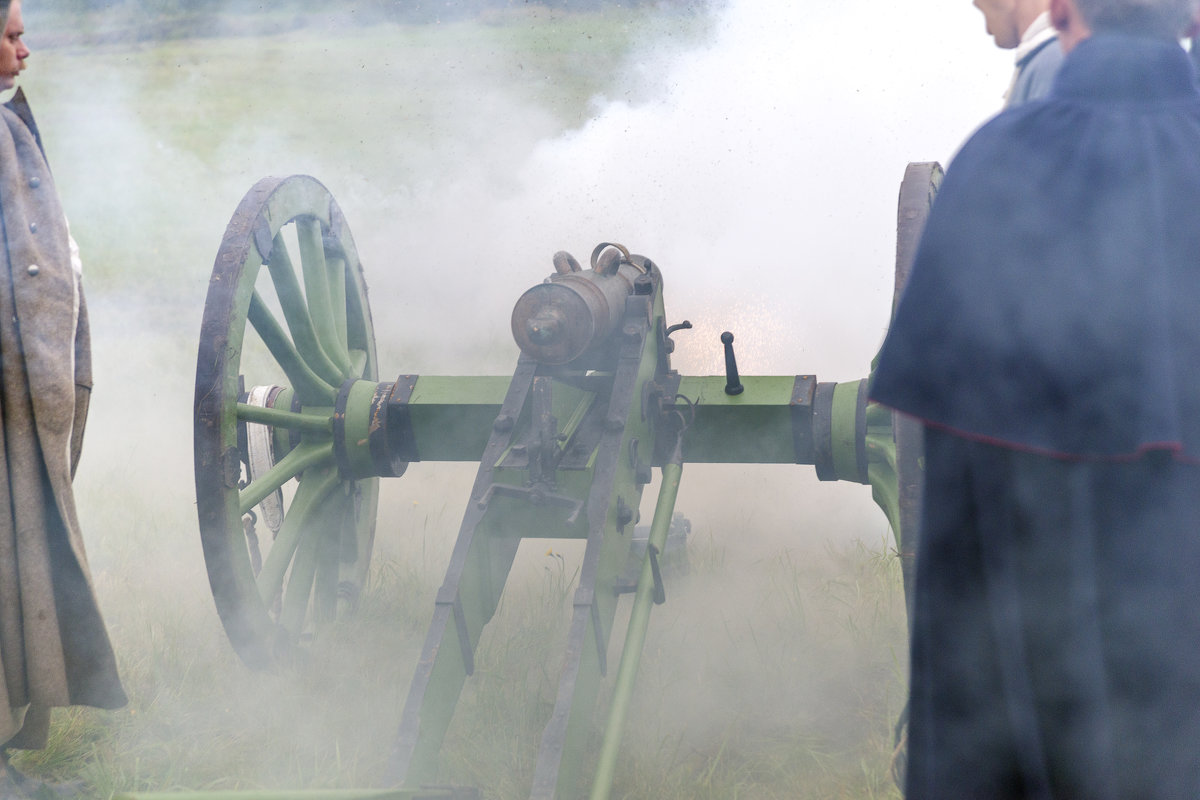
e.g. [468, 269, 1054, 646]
[26, 0, 711, 44]
[48, 0, 705, 22]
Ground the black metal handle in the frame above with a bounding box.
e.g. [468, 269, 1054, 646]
[721, 331, 744, 395]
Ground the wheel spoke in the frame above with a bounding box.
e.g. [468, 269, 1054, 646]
[248, 290, 337, 404]
[279, 501, 325, 636]
[266, 232, 347, 386]
[297, 217, 354, 376]
[287, 488, 348, 631]
[347, 348, 369, 379]
[279, 539, 318, 637]
[327, 254, 349, 361]
[256, 467, 340, 608]
[312, 522, 341, 624]
[320, 478, 375, 622]
[238, 441, 335, 515]
[236, 402, 332, 434]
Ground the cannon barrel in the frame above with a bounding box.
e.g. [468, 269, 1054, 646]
[511, 244, 648, 365]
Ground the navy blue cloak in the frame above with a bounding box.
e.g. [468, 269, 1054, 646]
[871, 34, 1200, 460]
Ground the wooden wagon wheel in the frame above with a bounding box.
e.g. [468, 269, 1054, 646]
[888, 161, 943, 790]
[892, 161, 942, 619]
[194, 175, 379, 669]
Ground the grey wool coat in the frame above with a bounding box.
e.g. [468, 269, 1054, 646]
[0, 90, 126, 749]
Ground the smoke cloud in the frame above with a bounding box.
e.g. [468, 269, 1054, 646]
[15, 0, 1019, 793]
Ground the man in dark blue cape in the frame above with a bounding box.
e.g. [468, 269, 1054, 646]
[871, 0, 1200, 796]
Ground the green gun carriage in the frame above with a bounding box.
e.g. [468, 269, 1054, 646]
[171, 162, 939, 800]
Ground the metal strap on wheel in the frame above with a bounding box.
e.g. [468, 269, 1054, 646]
[245, 384, 285, 533]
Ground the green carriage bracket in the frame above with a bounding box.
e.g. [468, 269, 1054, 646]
[189, 166, 942, 800]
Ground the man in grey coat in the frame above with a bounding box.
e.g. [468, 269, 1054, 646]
[0, 1, 126, 796]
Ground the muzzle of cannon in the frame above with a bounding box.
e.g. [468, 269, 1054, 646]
[511, 244, 647, 365]
[182, 167, 936, 800]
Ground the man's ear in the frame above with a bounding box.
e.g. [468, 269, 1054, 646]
[1050, 0, 1072, 32]
[1051, 0, 1091, 51]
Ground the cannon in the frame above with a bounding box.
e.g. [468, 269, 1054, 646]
[179, 164, 939, 800]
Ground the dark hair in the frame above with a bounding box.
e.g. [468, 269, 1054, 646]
[1075, 0, 1200, 37]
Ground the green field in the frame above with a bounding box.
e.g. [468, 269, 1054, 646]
[10, 7, 906, 799]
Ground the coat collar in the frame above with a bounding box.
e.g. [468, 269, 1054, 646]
[1015, 11, 1057, 68]
[1053, 33, 1198, 103]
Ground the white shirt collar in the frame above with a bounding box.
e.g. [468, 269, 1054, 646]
[1015, 11, 1057, 66]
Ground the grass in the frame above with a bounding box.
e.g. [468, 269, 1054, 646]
[19, 474, 909, 799]
[595, 537, 907, 800]
[5, 7, 907, 799]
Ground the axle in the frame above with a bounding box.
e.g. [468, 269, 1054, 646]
[237, 374, 876, 486]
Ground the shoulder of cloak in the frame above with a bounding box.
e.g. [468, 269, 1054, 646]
[871, 94, 1200, 456]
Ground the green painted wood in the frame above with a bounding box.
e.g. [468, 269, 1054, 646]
[198, 176, 381, 669]
[248, 290, 337, 405]
[297, 216, 353, 376]
[236, 403, 332, 434]
[376, 375, 815, 465]
[266, 231, 345, 386]
[339, 379, 384, 480]
[590, 459, 682, 800]
[238, 441, 335, 514]
[831, 379, 863, 482]
[255, 467, 339, 607]
[328, 255, 350, 356]
[673, 376, 798, 464]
